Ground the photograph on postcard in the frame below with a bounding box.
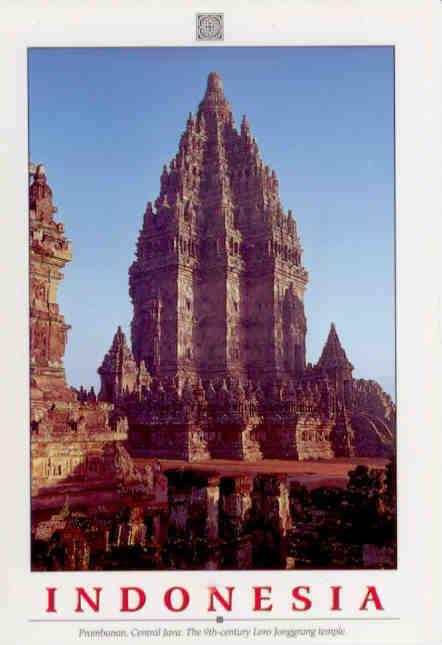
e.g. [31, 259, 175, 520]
[29, 46, 396, 572]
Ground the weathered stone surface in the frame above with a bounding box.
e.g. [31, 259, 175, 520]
[29, 164, 74, 401]
[30, 72, 396, 571]
[98, 326, 138, 403]
[129, 73, 307, 384]
[351, 379, 396, 457]
[295, 416, 334, 461]
[30, 163, 167, 558]
[95, 73, 395, 462]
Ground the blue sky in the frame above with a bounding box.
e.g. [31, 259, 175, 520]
[29, 46, 395, 397]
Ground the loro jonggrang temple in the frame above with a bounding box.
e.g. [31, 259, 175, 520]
[30, 73, 396, 570]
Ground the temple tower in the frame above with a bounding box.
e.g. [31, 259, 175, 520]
[29, 163, 74, 400]
[98, 326, 138, 403]
[194, 72, 245, 379]
[129, 72, 308, 384]
[317, 322, 354, 408]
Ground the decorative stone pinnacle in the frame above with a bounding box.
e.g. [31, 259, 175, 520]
[318, 323, 353, 370]
[29, 161, 58, 221]
[241, 114, 250, 133]
[199, 71, 230, 115]
[206, 71, 224, 94]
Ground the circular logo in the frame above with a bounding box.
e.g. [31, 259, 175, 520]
[198, 14, 223, 40]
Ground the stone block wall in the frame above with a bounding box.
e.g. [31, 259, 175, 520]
[295, 416, 335, 460]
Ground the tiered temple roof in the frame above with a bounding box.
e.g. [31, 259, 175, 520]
[317, 322, 354, 371]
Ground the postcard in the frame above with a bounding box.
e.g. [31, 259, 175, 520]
[0, 2, 441, 644]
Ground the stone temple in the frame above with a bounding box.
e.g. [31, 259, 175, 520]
[30, 72, 396, 571]
[94, 72, 395, 462]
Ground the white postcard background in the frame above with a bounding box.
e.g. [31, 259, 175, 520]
[0, 1, 441, 644]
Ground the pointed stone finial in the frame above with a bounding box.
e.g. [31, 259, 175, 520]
[241, 114, 251, 136]
[29, 162, 57, 222]
[287, 209, 295, 235]
[206, 380, 216, 401]
[218, 378, 231, 404]
[143, 202, 154, 228]
[197, 111, 206, 130]
[206, 71, 224, 95]
[198, 72, 231, 117]
[235, 379, 245, 401]
[99, 325, 135, 376]
[317, 323, 353, 370]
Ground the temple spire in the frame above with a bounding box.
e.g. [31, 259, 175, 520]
[198, 71, 231, 118]
[204, 71, 225, 99]
[130, 72, 307, 383]
[100, 326, 134, 372]
[29, 162, 74, 401]
[98, 326, 138, 403]
[29, 163, 58, 224]
[318, 323, 353, 370]
[241, 114, 251, 137]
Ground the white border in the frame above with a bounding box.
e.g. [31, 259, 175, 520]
[0, 2, 441, 644]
